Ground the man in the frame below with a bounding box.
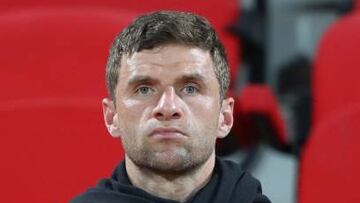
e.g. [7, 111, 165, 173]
[71, 11, 270, 203]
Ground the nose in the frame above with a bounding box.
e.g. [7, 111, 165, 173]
[152, 86, 183, 121]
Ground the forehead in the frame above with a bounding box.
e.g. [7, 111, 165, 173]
[119, 44, 217, 82]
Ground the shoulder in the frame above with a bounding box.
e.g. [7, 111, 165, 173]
[216, 158, 271, 203]
[70, 161, 154, 203]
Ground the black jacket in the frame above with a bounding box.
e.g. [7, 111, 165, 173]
[71, 157, 270, 203]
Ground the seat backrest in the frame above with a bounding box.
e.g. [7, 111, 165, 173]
[298, 106, 360, 203]
[0, 1, 240, 87]
[235, 84, 287, 146]
[0, 8, 138, 101]
[0, 101, 124, 203]
[300, 10, 360, 203]
[0, 8, 135, 203]
[312, 11, 360, 125]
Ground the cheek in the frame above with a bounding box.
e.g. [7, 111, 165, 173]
[117, 98, 155, 137]
[189, 96, 220, 120]
[117, 99, 146, 132]
[120, 98, 148, 117]
[187, 96, 220, 133]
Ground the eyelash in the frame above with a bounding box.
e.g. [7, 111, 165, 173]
[182, 84, 199, 95]
[135, 86, 154, 95]
[134, 83, 200, 96]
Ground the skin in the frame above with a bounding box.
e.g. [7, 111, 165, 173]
[102, 44, 234, 202]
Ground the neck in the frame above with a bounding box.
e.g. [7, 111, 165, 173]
[125, 152, 216, 202]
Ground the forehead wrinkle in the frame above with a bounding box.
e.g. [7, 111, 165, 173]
[127, 45, 210, 68]
[124, 59, 211, 80]
[119, 44, 217, 89]
[128, 58, 206, 70]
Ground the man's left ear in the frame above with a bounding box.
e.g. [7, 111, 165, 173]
[217, 97, 234, 139]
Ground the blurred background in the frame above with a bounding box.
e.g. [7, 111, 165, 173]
[1, 0, 360, 202]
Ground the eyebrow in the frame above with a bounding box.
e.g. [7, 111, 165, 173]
[176, 73, 207, 84]
[127, 75, 160, 87]
[126, 73, 207, 88]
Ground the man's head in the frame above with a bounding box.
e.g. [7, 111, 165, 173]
[102, 11, 234, 174]
[105, 11, 230, 102]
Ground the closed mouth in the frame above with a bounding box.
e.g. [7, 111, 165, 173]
[149, 127, 187, 139]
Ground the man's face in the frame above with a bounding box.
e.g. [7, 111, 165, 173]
[103, 44, 233, 173]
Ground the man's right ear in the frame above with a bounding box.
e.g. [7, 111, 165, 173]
[102, 98, 121, 138]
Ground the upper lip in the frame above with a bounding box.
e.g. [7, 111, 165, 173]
[150, 127, 187, 137]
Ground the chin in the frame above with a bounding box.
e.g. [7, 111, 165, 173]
[150, 149, 193, 171]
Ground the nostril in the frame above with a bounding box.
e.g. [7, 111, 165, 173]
[172, 112, 181, 119]
[155, 112, 164, 118]
[154, 111, 181, 120]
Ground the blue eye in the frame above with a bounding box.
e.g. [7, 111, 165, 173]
[136, 86, 153, 95]
[183, 85, 198, 95]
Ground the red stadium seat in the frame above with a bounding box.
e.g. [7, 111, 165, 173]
[0, 1, 240, 88]
[0, 8, 137, 101]
[299, 11, 360, 203]
[237, 85, 287, 145]
[298, 106, 360, 203]
[312, 11, 360, 126]
[233, 84, 287, 148]
[0, 8, 136, 203]
[0, 101, 124, 203]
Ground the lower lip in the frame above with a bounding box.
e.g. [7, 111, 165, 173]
[150, 132, 185, 139]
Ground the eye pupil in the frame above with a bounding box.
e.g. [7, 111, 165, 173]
[187, 86, 195, 93]
[184, 85, 198, 95]
[140, 87, 149, 94]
